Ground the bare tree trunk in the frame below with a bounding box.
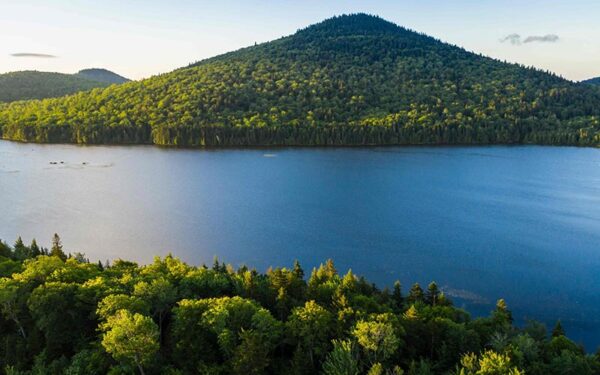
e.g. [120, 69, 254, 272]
[11, 315, 26, 339]
[158, 311, 163, 344]
[135, 355, 145, 375]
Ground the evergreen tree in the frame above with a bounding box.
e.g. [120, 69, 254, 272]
[392, 280, 403, 309]
[552, 320, 565, 338]
[13, 237, 30, 261]
[425, 281, 440, 306]
[50, 233, 67, 261]
[493, 299, 514, 327]
[0, 240, 12, 259]
[408, 282, 424, 304]
[29, 239, 41, 257]
[293, 259, 305, 280]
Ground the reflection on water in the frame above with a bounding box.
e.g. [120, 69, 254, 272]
[1, 141, 600, 349]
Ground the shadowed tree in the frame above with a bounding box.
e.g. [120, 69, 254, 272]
[50, 233, 67, 261]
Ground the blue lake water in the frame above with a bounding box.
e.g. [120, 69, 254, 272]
[1, 140, 600, 349]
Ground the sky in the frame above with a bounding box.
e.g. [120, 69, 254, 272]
[2, 0, 600, 81]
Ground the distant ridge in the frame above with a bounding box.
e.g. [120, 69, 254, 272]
[0, 69, 129, 103]
[581, 77, 600, 86]
[77, 68, 129, 84]
[1, 14, 600, 146]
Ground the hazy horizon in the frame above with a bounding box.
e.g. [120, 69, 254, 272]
[2, 0, 600, 81]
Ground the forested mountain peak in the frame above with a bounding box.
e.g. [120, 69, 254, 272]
[297, 13, 410, 37]
[2, 15, 600, 146]
[76, 68, 130, 84]
[0, 70, 110, 103]
[0, 68, 129, 103]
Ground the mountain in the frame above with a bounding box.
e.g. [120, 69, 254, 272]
[0, 71, 109, 103]
[77, 68, 129, 84]
[581, 77, 600, 85]
[1, 14, 600, 146]
[0, 69, 129, 103]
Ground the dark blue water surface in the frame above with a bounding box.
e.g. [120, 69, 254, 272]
[2, 141, 600, 349]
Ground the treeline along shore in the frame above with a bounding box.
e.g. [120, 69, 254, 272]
[0, 234, 597, 374]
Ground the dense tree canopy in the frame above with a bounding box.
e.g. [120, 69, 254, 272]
[76, 69, 130, 85]
[0, 71, 111, 103]
[2, 14, 600, 147]
[0, 235, 598, 374]
[581, 77, 600, 86]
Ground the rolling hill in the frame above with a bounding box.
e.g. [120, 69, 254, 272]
[76, 68, 129, 84]
[0, 69, 128, 103]
[1, 14, 600, 146]
[581, 77, 600, 86]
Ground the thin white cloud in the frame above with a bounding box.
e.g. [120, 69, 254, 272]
[500, 34, 559, 45]
[523, 34, 559, 43]
[10, 52, 57, 58]
[500, 34, 522, 45]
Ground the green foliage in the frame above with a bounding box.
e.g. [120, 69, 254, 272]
[0, 71, 111, 103]
[322, 340, 360, 375]
[3, 14, 600, 146]
[552, 320, 566, 337]
[353, 316, 401, 363]
[76, 69, 129, 84]
[171, 296, 281, 373]
[457, 350, 523, 375]
[0, 236, 597, 374]
[101, 310, 159, 374]
[408, 283, 425, 304]
[49, 234, 67, 261]
[286, 300, 334, 370]
[581, 77, 600, 86]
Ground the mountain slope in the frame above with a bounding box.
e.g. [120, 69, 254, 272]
[77, 68, 129, 84]
[0, 71, 111, 103]
[1, 14, 600, 146]
[582, 77, 600, 86]
[0, 68, 129, 103]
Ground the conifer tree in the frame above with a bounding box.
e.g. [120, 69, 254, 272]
[408, 283, 424, 303]
[50, 233, 67, 261]
[552, 320, 565, 337]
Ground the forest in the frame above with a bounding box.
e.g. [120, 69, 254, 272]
[0, 71, 111, 103]
[76, 69, 130, 85]
[2, 14, 600, 147]
[582, 77, 600, 86]
[0, 234, 598, 375]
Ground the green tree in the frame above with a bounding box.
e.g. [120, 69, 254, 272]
[286, 300, 334, 369]
[101, 310, 159, 375]
[97, 294, 149, 321]
[322, 340, 359, 375]
[50, 234, 67, 261]
[0, 279, 28, 339]
[13, 237, 30, 261]
[29, 239, 41, 257]
[425, 282, 439, 306]
[492, 299, 513, 328]
[171, 296, 281, 372]
[552, 320, 565, 338]
[392, 281, 403, 309]
[457, 350, 523, 375]
[27, 282, 94, 358]
[0, 240, 13, 259]
[133, 278, 177, 340]
[408, 283, 424, 304]
[352, 318, 400, 364]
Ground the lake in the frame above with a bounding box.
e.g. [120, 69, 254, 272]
[1, 140, 600, 349]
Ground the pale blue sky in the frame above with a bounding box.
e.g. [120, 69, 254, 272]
[2, 0, 599, 81]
